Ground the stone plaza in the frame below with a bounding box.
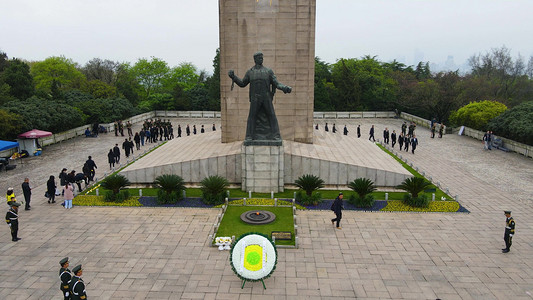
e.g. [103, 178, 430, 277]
[0, 117, 532, 299]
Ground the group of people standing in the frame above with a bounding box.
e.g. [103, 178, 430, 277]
[59, 257, 87, 300]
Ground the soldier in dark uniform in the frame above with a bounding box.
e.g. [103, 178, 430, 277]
[502, 211, 515, 253]
[70, 265, 87, 300]
[59, 257, 72, 300]
[5, 201, 21, 241]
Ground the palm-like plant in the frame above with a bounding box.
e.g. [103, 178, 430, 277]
[348, 178, 376, 199]
[396, 177, 433, 198]
[200, 175, 229, 205]
[100, 174, 130, 195]
[295, 174, 325, 196]
[154, 174, 185, 196]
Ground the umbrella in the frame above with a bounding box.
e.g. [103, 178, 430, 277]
[17, 129, 52, 139]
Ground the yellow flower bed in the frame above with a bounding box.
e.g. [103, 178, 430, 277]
[215, 198, 306, 210]
[73, 195, 142, 207]
[382, 200, 460, 212]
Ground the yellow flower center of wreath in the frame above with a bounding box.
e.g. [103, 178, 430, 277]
[243, 245, 263, 271]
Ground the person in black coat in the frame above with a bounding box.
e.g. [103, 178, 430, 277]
[332, 123, 336, 133]
[411, 135, 418, 154]
[85, 156, 97, 182]
[369, 125, 375, 142]
[404, 135, 410, 152]
[383, 128, 390, 144]
[177, 125, 182, 137]
[193, 125, 197, 135]
[113, 144, 121, 164]
[357, 125, 361, 138]
[108, 149, 115, 169]
[21, 178, 31, 211]
[343, 125, 348, 135]
[325, 123, 329, 132]
[47, 175, 56, 204]
[330, 193, 344, 229]
[391, 130, 397, 148]
[122, 139, 130, 158]
[398, 132, 404, 149]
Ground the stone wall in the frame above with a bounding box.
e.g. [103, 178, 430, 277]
[219, 0, 316, 144]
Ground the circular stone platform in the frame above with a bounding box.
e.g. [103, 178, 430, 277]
[240, 210, 276, 225]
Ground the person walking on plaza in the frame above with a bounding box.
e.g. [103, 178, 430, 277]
[431, 124, 436, 138]
[404, 135, 410, 152]
[177, 125, 182, 137]
[21, 178, 31, 210]
[330, 192, 344, 229]
[325, 123, 329, 132]
[113, 144, 120, 164]
[401, 122, 407, 135]
[502, 211, 515, 253]
[134, 132, 141, 150]
[47, 175, 56, 204]
[398, 132, 404, 150]
[369, 125, 375, 142]
[411, 135, 418, 154]
[383, 128, 390, 144]
[5, 201, 21, 241]
[107, 149, 115, 170]
[69, 265, 87, 300]
[186, 124, 190, 136]
[343, 125, 348, 135]
[332, 123, 337, 133]
[357, 125, 361, 138]
[439, 123, 445, 138]
[63, 183, 74, 209]
[391, 130, 397, 148]
[59, 257, 72, 300]
[85, 156, 97, 182]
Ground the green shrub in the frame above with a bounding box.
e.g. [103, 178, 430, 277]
[402, 193, 430, 208]
[449, 100, 507, 131]
[100, 174, 130, 195]
[488, 101, 533, 146]
[348, 194, 375, 208]
[396, 177, 433, 198]
[295, 191, 322, 206]
[294, 174, 325, 196]
[200, 175, 229, 205]
[348, 178, 376, 199]
[154, 174, 185, 204]
[104, 189, 130, 203]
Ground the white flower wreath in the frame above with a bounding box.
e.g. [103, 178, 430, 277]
[230, 233, 277, 281]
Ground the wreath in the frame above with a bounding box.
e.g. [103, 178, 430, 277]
[229, 232, 277, 282]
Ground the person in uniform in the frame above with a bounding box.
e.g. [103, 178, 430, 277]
[6, 187, 17, 205]
[502, 211, 515, 253]
[5, 201, 21, 241]
[70, 264, 87, 300]
[330, 192, 344, 229]
[59, 257, 72, 300]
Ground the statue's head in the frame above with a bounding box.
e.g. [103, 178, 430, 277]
[253, 52, 263, 65]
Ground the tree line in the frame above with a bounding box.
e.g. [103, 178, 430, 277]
[1, 46, 532, 144]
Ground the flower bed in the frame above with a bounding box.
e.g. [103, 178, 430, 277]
[382, 200, 460, 212]
[216, 198, 306, 210]
[73, 195, 142, 207]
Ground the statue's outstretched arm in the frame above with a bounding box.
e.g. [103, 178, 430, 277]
[228, 70, 248, 88]
[271, 72, 292, 94]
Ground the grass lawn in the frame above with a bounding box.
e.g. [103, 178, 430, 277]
[216, 205, 295, 246]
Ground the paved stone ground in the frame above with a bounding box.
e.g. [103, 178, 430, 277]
[0, 118, 532, 299]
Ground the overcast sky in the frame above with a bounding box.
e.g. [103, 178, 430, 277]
[1, 0, 532, 73]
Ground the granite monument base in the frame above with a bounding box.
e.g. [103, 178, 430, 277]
[242, 143, 284, 193]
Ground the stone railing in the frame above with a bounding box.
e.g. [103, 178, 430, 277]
[313, 111, 396, 119]
[400, 112, 432, 129]
[461, 126, 533, 159]
[154, 111, 221, 118]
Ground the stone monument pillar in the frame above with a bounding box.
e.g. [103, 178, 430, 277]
[219, 0, 316, 144]
[241, 143, 284, 193]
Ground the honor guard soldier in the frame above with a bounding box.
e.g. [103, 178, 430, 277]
[502, 211, 515, 253]
[5, 201, 21, 242]
[59, 257, 72, 300]
[70, 265, 87, 300]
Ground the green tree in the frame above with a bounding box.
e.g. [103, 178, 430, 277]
[0, 109, 24, 140]
[30, 56, 86, 94]
[81, 58, 118, 84]
[81, 80, 117, 99]
[131, 57, 170, 98]
[1, 58, 34, 100]
[314, 57, 333, 111]
[115, 63, 141, 104]
[163, 62, 200, 92]
[294, 174, 324, 197]
[205, 48, 221, 111]
[449, 100, 507, 130]
[488, 101, 533, 145]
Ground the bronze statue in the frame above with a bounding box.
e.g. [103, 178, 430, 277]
[228, 52, 292, 144]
